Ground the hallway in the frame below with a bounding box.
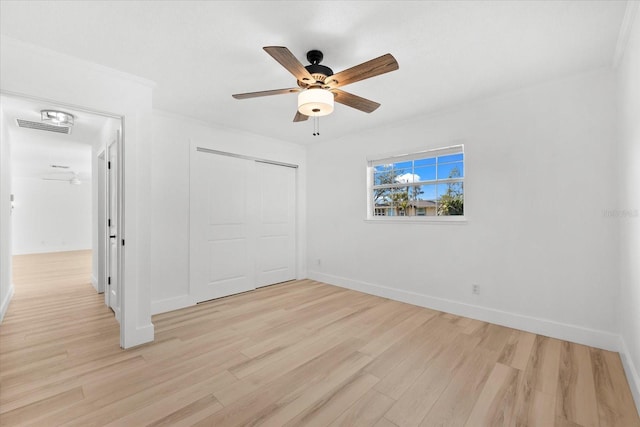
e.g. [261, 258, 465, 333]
[0, 250, 121, 424]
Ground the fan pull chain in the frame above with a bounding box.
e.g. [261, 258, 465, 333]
[313, 116, 320, 136]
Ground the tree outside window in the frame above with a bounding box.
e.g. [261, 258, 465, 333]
[369, 146, 464, 218]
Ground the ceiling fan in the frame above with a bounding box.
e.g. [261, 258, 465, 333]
[232, 46, 399, 126]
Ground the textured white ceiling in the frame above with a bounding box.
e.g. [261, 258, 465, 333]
[0, 0, 628, 144]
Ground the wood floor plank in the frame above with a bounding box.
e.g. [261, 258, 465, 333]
[457, 317, 486, 335]
[270, 360, 377, 426]
[376, 418, 401, 427]
[358, 308, 437, 358]
[0, 387, 85, 426]
[373, 316, 462, 400]
[474, 322, 513, 356]
[384, 332, 479, 427]
[328, 389, 396, 427]
[531, 335, 563, 396]
[198, 338, 367, 426]
[214, 332, 360, 406]
[512, 335, 562, 426]
[1, 251, 638, 426]
[555, 416, 585, 427]
[420, 351, 494, 427]
[230, 301, 373, 379]
[498, 329, 537, 370]
[348, 300, 426, 343]
[282, 372, 379, 426]
[556, 342, 601, 427]
[239, 305, 356, 359]
[590, 348, 640, 426]
[102, 370, 233, 427]
[521, 390, 557, 427]
[145, 394, 222, 427]
[37, 352, 246, 426]
[364, 313, 443, 380]
[0, 354, 148, 413]
[463, 362, 520, 426]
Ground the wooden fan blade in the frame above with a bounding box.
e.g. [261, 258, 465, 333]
[232, 88, 301, 99]
[293, 111, 309, 122]
[263, 46, 315, 84]
[324, 54, 399, 88]
[332, 89, 381, 113]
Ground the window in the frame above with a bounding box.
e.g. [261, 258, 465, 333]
[367, 145, 464, 219]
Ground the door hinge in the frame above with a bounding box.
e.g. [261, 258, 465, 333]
[122, 239, 125, 246]
[108, 218, 111, 227]
[108, 276, 111, 285]
[108, 161, 111, 169]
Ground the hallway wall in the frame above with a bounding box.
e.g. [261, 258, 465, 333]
[12, 176, 92, 255]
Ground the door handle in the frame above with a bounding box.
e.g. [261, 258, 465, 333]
[110, 235, 117, 239]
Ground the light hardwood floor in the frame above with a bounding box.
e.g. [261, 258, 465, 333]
[1, 251, 638, 426]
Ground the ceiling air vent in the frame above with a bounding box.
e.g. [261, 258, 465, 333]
[15, 119, 72, 134]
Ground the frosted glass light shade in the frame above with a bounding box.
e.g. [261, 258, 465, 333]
[297, 89, 334, 116]
[41, 110, 74, 126]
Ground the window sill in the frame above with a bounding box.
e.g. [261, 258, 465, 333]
[364, 216, 467, 224]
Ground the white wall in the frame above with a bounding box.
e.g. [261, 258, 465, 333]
[0, 36, 154, 347]
[12, 176, 92, 254]
[0, 103, 14, 322]
[149, 111, 307, 315]
[617, 4, 640, 411]
[307, 68, 620, 351]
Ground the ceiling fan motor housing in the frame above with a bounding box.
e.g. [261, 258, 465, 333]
[302, 50, 333, 86]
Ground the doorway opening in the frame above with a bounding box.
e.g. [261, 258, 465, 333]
[1, 92, 124, 345]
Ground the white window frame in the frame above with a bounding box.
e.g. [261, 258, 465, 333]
[366, 144, 466, 223]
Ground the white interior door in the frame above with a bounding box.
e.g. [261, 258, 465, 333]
[190, 148, 296, 303]
[105, 134, 121, 321]
[255, 162, 296, 287]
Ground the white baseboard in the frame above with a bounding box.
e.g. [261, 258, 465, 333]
[12, 247, 92, 256]
[0, 283, 14, 323]
[123, 323, 155, 349]
[151, 294, 193, 315]
[309, 271, 621, 352]
[619, 337, 640, 417]
[91, 274, 99, 292]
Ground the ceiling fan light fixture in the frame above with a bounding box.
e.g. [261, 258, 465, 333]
[297, 89, 334, 117]
[41, 110, 74, 127]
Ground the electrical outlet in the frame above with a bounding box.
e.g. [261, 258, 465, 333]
[472, 284, 480, 295]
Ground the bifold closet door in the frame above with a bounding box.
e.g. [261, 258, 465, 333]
[190, 149, 296, 303]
